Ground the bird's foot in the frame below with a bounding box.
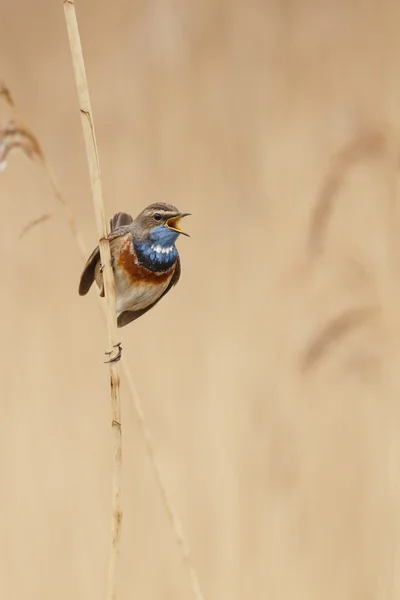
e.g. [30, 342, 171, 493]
[104, 342, 123, 363]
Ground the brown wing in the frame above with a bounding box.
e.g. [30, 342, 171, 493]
[78, 244, 101, 296]
[78, 224, 132, 296]
[117, 257, 181, 328]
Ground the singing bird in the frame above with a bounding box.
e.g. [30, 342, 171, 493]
[79, 203, 190, 327]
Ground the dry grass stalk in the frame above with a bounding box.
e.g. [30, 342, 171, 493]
[19, 214, 51, 238]
[121, 365, 206, 600]
[62, 2, 122, 599]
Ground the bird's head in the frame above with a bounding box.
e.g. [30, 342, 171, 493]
[135, 202, 191, 246]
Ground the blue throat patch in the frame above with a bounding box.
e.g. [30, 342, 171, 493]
[134, 225, 178, 271]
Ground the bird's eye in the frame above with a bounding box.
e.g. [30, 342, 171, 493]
[153, 213, 162, 221]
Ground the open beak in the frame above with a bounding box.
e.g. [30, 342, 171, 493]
[166, 212, 191, 236]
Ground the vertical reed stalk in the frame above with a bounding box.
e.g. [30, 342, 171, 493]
[62, 3, 122, 599]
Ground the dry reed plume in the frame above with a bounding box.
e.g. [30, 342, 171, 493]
[307, 131, 388, 258]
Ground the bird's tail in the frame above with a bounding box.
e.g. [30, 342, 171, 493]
[109, 212, 134, 232]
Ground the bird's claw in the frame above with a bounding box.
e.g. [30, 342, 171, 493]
[104, 342, 123, 363]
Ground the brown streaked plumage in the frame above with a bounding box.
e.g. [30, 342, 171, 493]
[78, 203, 189, 328]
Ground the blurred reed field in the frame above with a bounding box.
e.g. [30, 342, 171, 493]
[3, 0, 400, 598]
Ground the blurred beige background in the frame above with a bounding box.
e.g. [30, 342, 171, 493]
[2, 0, 400, 598]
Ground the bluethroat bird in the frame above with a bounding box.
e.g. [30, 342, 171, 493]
[79, 203, 190, 327]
